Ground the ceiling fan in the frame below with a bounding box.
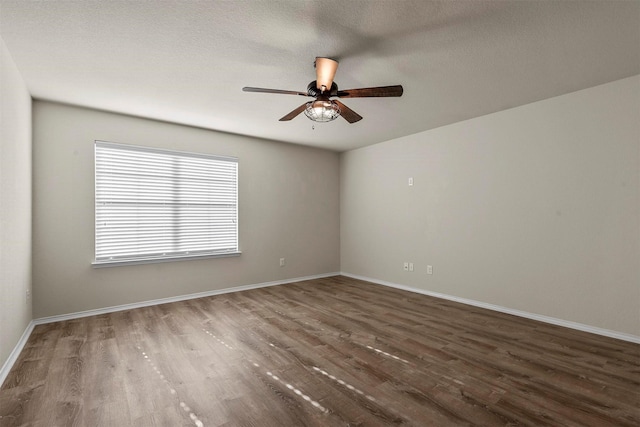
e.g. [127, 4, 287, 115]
[242, 57, 403, 124]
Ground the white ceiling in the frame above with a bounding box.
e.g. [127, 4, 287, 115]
[1, 1, 638, 152]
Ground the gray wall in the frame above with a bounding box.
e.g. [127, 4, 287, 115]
[0, 38, 32, 367]
[32, 101, 340, 318]
[341, 75, 640, 336]
[7, 65, 639, 372]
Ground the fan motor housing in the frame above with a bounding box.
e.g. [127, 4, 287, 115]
[307, 81, 338, 97]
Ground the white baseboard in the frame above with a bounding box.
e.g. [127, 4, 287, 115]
[1, 272, 339, 387]
[0, 320, 35, 387]
[341, 272, 640, 344]
[33, 272, 341, 326]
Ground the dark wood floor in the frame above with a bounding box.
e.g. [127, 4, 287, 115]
[1, 276, 638, 426]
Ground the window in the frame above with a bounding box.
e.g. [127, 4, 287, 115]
[94, 141, 239, 266]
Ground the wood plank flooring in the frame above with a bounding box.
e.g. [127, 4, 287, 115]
[1, 275, 638, 426]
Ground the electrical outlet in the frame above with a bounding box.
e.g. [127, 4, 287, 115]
[403, 262, 409, 271]
[26, 289, 31, 302]
[279, 258, 285, 267]
[409, 262, 414, 272]
[427, 265, 433, 275]
[408, 177, 414, 186]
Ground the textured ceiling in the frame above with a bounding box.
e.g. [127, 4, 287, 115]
[1, 1, 639, 152]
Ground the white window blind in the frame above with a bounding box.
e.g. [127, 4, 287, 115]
[94, 141, 239, 266]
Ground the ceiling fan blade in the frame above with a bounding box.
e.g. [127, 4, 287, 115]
[315, 57, 339, 93]
[279, 103, 308, 121]
[337, 85, 403, 98]
[243, 87, 309, 96]
[333, 99, 363, 123]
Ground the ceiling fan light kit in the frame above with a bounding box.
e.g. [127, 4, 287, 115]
[304, 99, 341, 122]
[242, 57, 403, 124]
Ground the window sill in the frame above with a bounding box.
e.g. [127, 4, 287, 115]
[92, 251, 242, 268]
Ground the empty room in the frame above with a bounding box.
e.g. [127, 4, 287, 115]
[1, 1, 638, 426]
